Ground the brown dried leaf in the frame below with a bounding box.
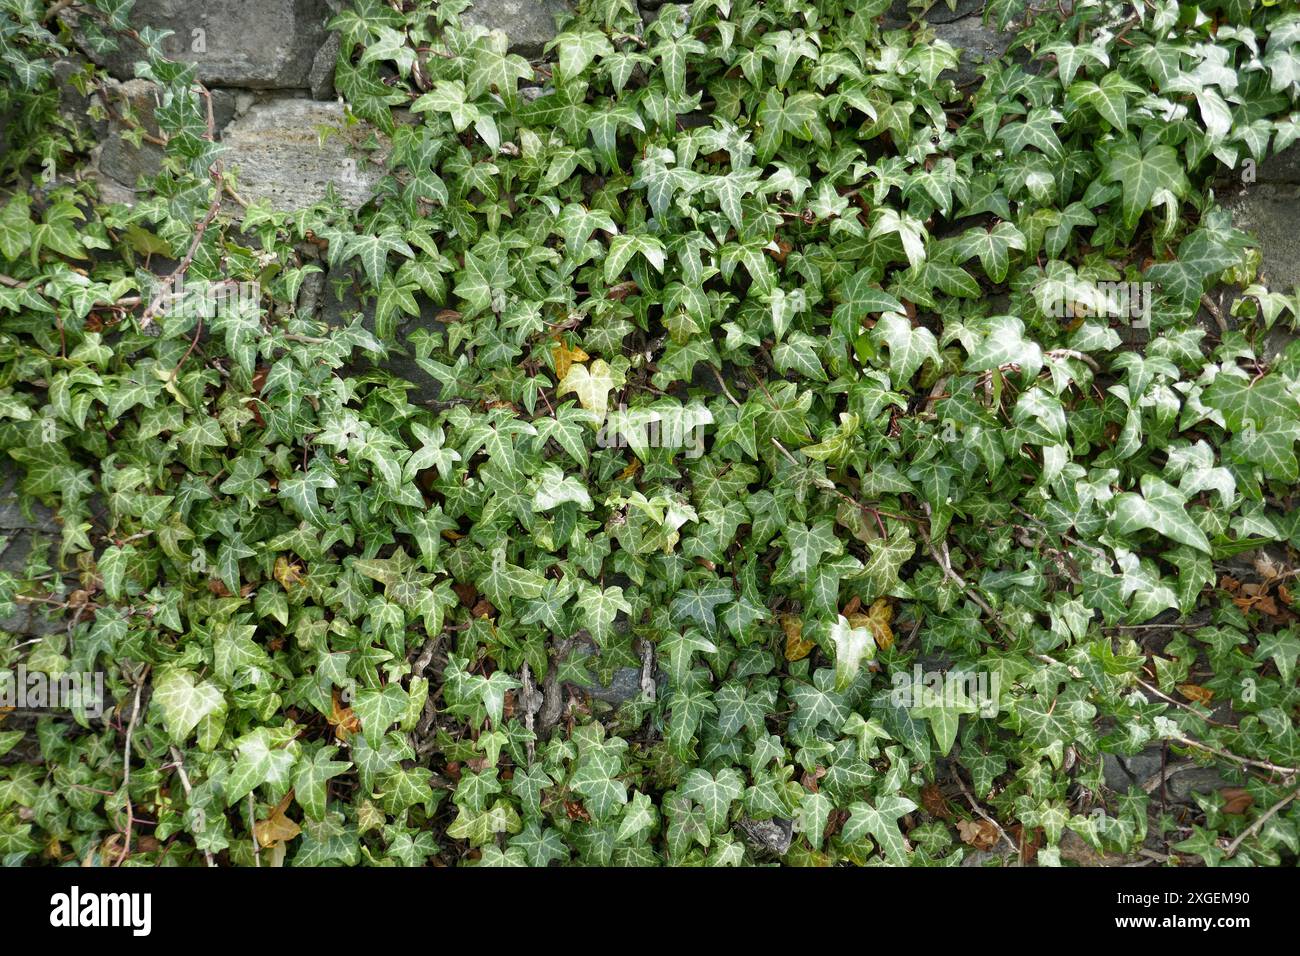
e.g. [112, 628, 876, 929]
[273, 555, 303, 590]
[920, 782, 951, 819]
[1177, 683, 1214, 706]
[328, 689, 361, 742]
[848, 598, 894, 651]
[1220, 787, 1254, 815]
[552, 340, 589, 382]
[957, 818, 998, 850]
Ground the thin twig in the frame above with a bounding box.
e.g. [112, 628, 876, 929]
[1201, 293, 1229, 335]
[116, 665, 149, 866]
[1169, 734, 1299, 778]
[42, 0, 76, 23]
[1225, 784, 1300, 859]
[952, 764, 1020, 857]
[168, 745, 216, 867]
[709, 363, 743, 408]
[1135, 677, 1237, 729]
[249, 792, 260, 867]
[140, 86, 223, 329]
[1139, 759, 1199, 795]
[1047, 348, 1102, 373]
[919, 502, 1013, 637]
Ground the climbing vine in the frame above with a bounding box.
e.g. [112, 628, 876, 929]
[1, 0, 1299, 866]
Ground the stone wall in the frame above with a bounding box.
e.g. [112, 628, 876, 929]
[71, 0, 1026, 213]
[56, 0, 1300, 279]
[50, 0, 1029, 396]
[0, 474, 62, 638]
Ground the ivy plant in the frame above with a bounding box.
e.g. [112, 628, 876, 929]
[0, 0, 1299, 867]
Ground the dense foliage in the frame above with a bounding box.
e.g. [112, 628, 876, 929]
[1, 0, 1299, 867]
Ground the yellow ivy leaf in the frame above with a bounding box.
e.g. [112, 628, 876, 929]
[783, 614, 816, 662]
[254, 790, 302, 848]
[552, 340, 589, 382]
[273, 555, 303, 589]
[557, 359, 620, 420]
[849, 598, 894, 651]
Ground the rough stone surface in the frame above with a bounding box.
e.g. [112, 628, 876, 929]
[1225, 182, 1300, 293]
[93, 79, 238, 198]
[577, 666, 648, 706]
[1057, 830, 1133, 866]
[54, 57, 105, 138]
[961, 847, 1019, 866]
[296, 267, 328, 322]
[1104, 745, 1236, 803]
[218, 99, 386, 211]
[1103, 748, 1164, 792]
[1255, 141, 1300, 184]
[460, 0, 572, 57]
[736, 817, 793, 856]
[71, 0, 334, 89]
[0, 468, 61, 638]
[1220, 144, 1300, 297]
[1165, 766, 1237, 803]
[932, 13, 1014, 85]
[920, 0, 987, 23]
[884, 0, 984, 28]
[0, 472, 57, 536]
[308, 32, 341, 100]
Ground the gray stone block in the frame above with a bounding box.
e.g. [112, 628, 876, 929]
[92, 78, 238, 201]
[0, 468, 62, 638]
[578, 666, 647, 705]
[321, 267, 447, 404]
[1166, 767, 1236, 803]
[94, 79, 166, 191]
[217, 99, 387, 211]
[736, 817, 793, 856]
[460, 0, 572, 58]
[70, 0, 335, 89]
[1256, 142, 1300, 185]
[883, 0, 984, 28]
[308, 32, 340, 100]
[54, 56, 106, 139]
[1226, 182, 1300, 293]
[932, 13, 1013, 86]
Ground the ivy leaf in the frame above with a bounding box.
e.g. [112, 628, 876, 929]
[479, 548, 549, 607]
[1112, 475, 1211, 554]
[951, 222, 1026, 284]
[575, 583, 631, 647]
[873, 312, 940, 388]
[829, 615, 876, 692]
[467, 32, 532, 103]
[153, 669, 225, 745]
[557, 359, 622, 421]
[226, 728, 298, 805]
[965, 316, 1044, 378]
[843, 795, 917, 864]
[1069, 72, 1138, 132]
[553, 29, 613, 80]
[354, 685, 410, 747]
[1104, 141, 1189, 228]
[347, 229, 415, 291]
[294, 746, 352, 822]
[605, 234, 667, 282]
[682, 768, 744, 833]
